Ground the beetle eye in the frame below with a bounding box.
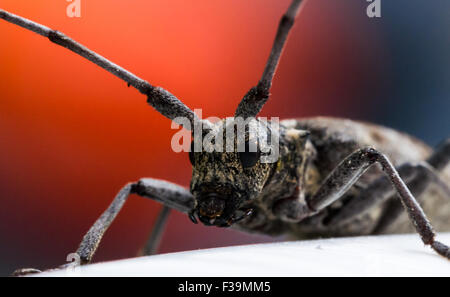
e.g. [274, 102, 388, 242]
[239, 151, 259, 168]
[189, 141, 195, 165]
[239, 140, 260, 168]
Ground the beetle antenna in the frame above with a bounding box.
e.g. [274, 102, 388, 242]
[235, 0, 304, 118]
[0, 9, 201, 130]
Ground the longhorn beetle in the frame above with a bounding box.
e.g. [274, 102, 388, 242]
[1, 0, 449, 274]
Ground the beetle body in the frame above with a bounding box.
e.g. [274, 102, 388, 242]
[226, 117, 450, 239]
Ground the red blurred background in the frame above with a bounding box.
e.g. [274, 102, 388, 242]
[1, 0, 448, 275]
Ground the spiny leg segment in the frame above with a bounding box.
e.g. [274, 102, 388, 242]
[140, 206, 172, 256]
[77, 179, 194, 264]
[328, 162, 450, 227]
[274, 147, 450, 259]
[326, 138, 450, 227]
[310, 148, 450, 259]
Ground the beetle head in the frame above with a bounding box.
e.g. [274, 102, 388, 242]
[188, 118, 278, 227]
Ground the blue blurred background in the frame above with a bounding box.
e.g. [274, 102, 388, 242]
[365, 1, 450, 145]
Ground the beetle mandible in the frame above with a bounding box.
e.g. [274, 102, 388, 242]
[1, 0, 449, 273]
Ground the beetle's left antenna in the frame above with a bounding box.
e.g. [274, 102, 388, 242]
[0, 9, 201, 130]
[235, 0, 304, 118]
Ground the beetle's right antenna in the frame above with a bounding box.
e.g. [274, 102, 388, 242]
[0, 9, 205, 131]
[235, 0, 304, 118]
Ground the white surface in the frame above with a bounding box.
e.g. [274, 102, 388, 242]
[42, 233, 450, 277]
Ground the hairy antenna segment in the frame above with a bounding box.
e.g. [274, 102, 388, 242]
[0, 8, 199, 130]
[235, 0, 304, 118]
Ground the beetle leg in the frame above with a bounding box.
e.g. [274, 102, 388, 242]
[427, 138, 450, 172]
[310, 147, 450, 259]
[139, 206, 171, 256]
[326, 161, 450, 227]
[275, 147, 450, 259]
[76, 178, 194, 264]
[373, 139, 450, 234]
[326, 138, 450, 226]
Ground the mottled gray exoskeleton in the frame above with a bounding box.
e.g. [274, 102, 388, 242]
[1, 0, 449, 275]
